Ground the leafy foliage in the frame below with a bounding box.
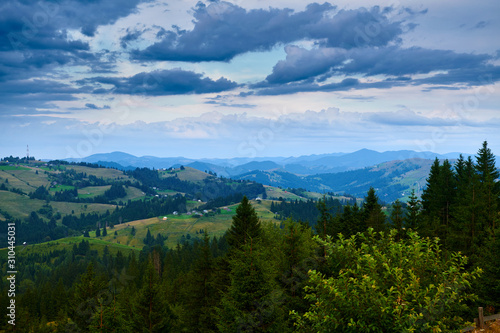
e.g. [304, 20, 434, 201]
[292, 229, 481, 333]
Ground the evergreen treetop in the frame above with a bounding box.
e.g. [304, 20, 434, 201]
[227, 196, 262, 250]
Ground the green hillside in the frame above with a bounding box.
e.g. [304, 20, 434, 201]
[237, 158, 435, 203]
[0, 159, 272, 249]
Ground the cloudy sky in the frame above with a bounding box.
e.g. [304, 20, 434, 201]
[1, 0, 499, 160]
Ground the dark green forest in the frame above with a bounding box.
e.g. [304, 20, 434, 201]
[1, 142, 500, 332]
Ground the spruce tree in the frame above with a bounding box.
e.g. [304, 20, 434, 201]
[227, 196, 261, 250]
[316, 197, 333, 239]
[421, 159, 457, 243]
[362, 187, 386, 232]
[184, 230, 217, 332]
[404, 189, 422, 231]
[390, 200, 404, 240]
[216, 241, 285, 333]
[340, 202, 364, 237]
[475, 140, 499, 234]
[450, 156, 480, 254]
[131, 260, 174, 332]
[72, 263, 108, 330]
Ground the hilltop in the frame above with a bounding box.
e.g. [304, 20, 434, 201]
[0, 158, 346, 250]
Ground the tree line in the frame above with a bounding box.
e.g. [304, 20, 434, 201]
[1, 141, 498, 332]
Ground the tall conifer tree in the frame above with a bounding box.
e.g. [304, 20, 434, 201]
[404, 189, 422, 231]
[227, 196, 261, 250]
[362, 187, 386, 232]
[476, 140, 499, 235]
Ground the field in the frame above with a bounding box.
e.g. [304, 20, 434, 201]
[78, 185, 111, 198]
[0, 166, 52, 193]
[160, 167, 210, 182]
[83, 200, 278, 249]
[0, 236, 139, 259]
[0, 190, 116, 220]
[0, 165, 30, 171]
[65, 165, 132, 181]
[49, 184, 75, 192]
[0, 190, 44, 219]
[265, 186, 308, 200]
[123, 186, 146, 201]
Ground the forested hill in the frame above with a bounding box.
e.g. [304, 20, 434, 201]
[1, 142, 499, 332]
[0, 159, 266, 247]
[235, 158, 435, 202]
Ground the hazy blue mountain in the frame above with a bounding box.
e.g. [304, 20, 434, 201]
[63, 149, 473, 179]
[66, 152, 195, 169]
[227, 161, 282, 176]
[235, 158, 436, 203]
[186, 161, 231, 177]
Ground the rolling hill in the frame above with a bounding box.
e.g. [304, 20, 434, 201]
[64, 148, 472, 176]
[235, 158, 436, 203]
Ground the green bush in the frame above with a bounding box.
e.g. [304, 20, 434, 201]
[292, 229, 481, 332]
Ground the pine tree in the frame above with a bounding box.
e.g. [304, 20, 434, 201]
[390, 200, 404, 240]
[338, 202, 364, 237]
[476, 140, 499, 235]
[216, 241, 285, 332]
[421, 158, 442, 220]
[227, 196, 261, 250]
[277, 220, 318, 329]
[315, 197, 333, 239]
[102, 225, 107, 237]
[184, 230, 217, 332]
[404, 189, 422, 231]
[421, 159, 457, 243]
[89, 293, 131, 333]
[362, 187, 386, 232]
[144, 229, 153, 246]
[131, 260, 174, 332]
[450, 156, 480, 254]
[72, 263, 108, 330]
[96, 227, 101, 237]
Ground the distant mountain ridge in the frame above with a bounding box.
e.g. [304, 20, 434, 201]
[233, 158, 437, 202]
[64, 149, 472, 176]
[63, 149, 475, 202]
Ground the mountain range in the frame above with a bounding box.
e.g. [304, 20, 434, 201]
[65, 149, 474, 202]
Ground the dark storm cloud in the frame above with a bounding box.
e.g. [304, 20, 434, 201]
[0, 0, 146, 113]
[133, 2, 408, 62]
[83, 69, 238, 95]
[0, 0, 144, 81]
[265, 45, 493, 84]
[253, 78, 361, 96]
[85, 103, 110, 110]
[120, 27, 148, 49]
[0, 0, 143, 49]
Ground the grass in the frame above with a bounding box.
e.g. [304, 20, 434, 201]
[50, 201, 116, 217]
[0, 165, 30, 171]
[65, 165, 132, 181]
[78, 185, 111, 198]
[122, 186, 146, 201]
[88, 200, 278, 249]
[160, 167, 210, 182]
[0, 236, 140, 258]
[0, 190, 44, 219]
[0, 190, 116, 220]
[49, 184, 75, 192]
[0, 198, 279, 255]
[157, 189, 180, 196]
[265, 186, 307, 201]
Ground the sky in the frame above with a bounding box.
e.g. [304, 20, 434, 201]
[1, 0, 499, 160]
